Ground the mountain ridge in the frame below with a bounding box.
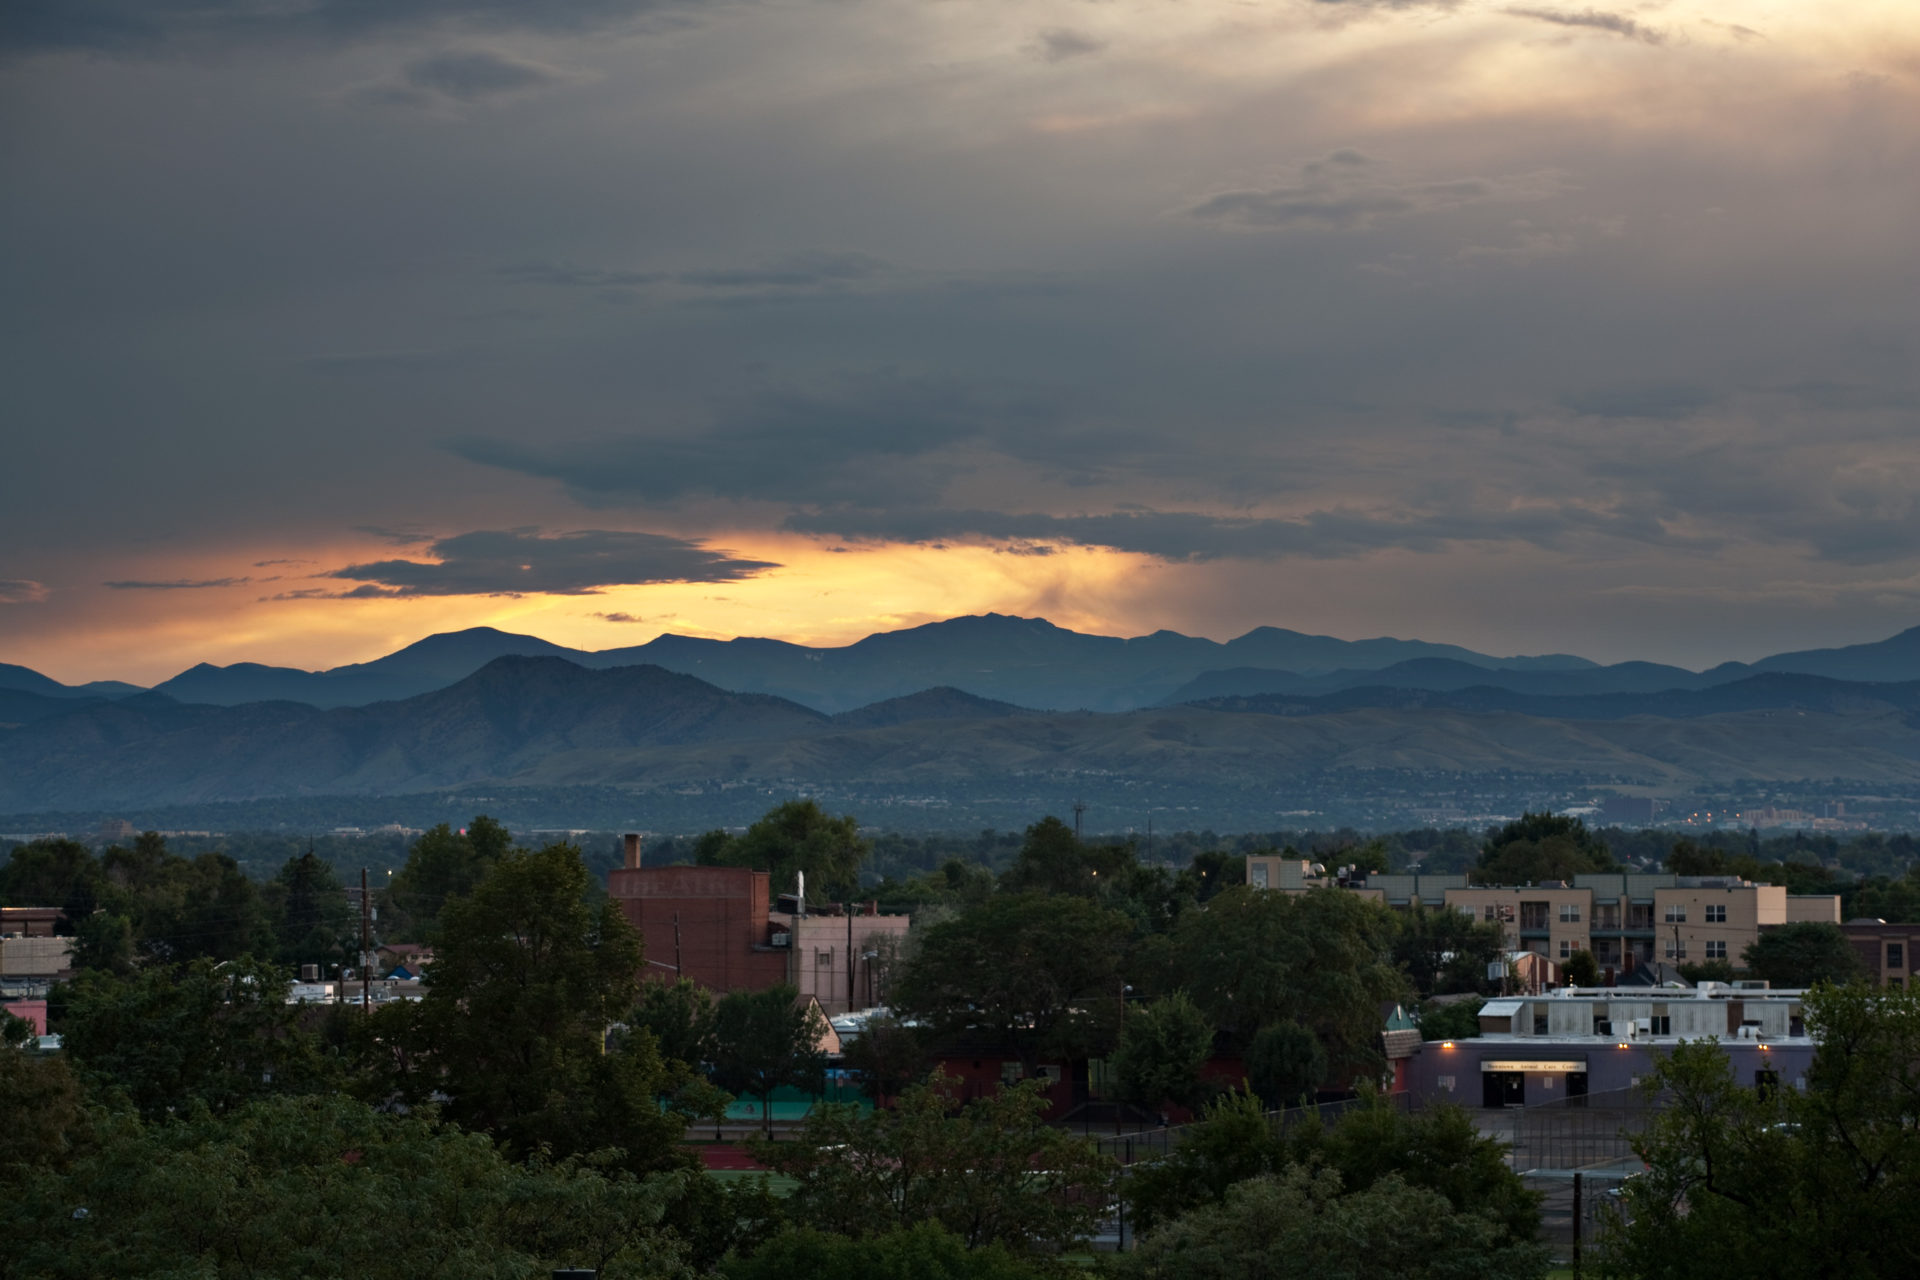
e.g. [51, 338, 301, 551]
[12, 616, 1920, 716]
[9, 654, 1920, 812]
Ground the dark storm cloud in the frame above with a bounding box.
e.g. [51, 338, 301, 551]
[449, 376, 1004, 507]
[401, 49, 568, 101]
[1, 0, 691, 57]
[500, 252, 894, 296]
[1505, 8, 1666, 45]
[353, 525, 436, 546]
[325, 529, 778, 597]
[0, 580, 50, 604]
[1561, 384, 1718, 420]
[1033, 29, 1105, 63]
[103, 577, 252, 590]
[784, 499, 1679, 561]
[1188, 158, 1564, 231]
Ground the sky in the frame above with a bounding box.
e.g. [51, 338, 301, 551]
[3, 0, 1918, 685]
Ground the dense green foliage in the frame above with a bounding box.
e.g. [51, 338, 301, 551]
[1604, 983, 1920, 1280]
[720, 1223, 1051, 1280]
[0, 1093, 688, 1280]
[1475, 812, 1619, 884]
[1111, 993, 1216, 1113]
[1116, 1164, 1549, 1280]
[57, 956, 346, 1121]
[752, 1069, 1115, 1252]
[708, 983, 827, 1136]
[368, 842, 686, 1171]
[1739, 921, 1867, 987]
[695, 799, 871, 901]
[1126, 1088, 1540, 1243]
[895, 891, 1131, 1072]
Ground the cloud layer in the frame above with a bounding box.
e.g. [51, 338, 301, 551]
[4, 0, 1919, 675]
[324, 529, 779, 597]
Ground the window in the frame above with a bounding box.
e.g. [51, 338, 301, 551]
[1650, 1015, 1671, 1036]
[1520, 901, 1550, 931]
[1485, 905, 1498, 922]
[1665, 941, 1688, 960]
[816, 948, 834, 966]
[1706, 904, 1727, 923]
[1459, 905, 1477, 918]
[1665, 905, 1688, 923]
[1706, 940, 1728, 960]
[1889, 943, 1906, 970]
[1560, 903, 1582, 923]
[1437, 1075, 1456, 1091]
[1249, 863, 1269, 889]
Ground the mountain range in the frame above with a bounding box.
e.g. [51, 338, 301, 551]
[12, 614, 1920, 715]
[7, 617, 1920, 815]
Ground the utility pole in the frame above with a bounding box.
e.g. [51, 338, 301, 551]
[360, 867, 371, 1015]
[1073, 799, 1086, 841]
[673, 911, 683, 977]
[846, 901, 855, 1013]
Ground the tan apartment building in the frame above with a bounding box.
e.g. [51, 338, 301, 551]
[1249, 861, 1841, 975]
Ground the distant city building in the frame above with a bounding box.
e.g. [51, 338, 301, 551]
[1246, 860, 1843, 975]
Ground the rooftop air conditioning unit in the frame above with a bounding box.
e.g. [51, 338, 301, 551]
[770, 931, 791, 948]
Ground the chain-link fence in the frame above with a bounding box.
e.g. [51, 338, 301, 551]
[1091, 1090, 1417, 1165]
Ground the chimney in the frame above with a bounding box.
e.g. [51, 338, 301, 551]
[622, 832, 643, 869]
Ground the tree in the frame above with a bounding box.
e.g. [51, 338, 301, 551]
[0, 1046, 88, 1186]
[0, 1093, 689, 1280]
[1284, 1090, 1540, 1245]
[1474, 812, 1616, 884]
[1111, 992, 1215, 1113]
[753, 1069, 1115, 1253]
[1127, 1089, 1283, 1234]
[1563, 948, 1601, 987]
[840, 1012, 929, 1102]
[1392, 904, 1505, 997]
[629, 976, 717, 1070]
[698, 800, 871, 902]
[57, 956, 342, 1121]
[384, 817, 513, 938]
[721, 1223, 1052, 1280]
[709, 984, 827, 1137]
[997, 815, 1135, 897]
[1605, 985, 1920, 1280]
[1171, 887, 1404, 1081]
[265, 850, 355, 969]
[894, 892, 1130, 1075]
[1116, 1165, 1549, 1280]
[373, 841, 687, 1171]
[0, 838, 102, 921]
[1416, 996, 1483, 1043]
[1244, 1021, 1326, 1108]
[1741, 922, 1866, 987]
[68, 910, 133, 975]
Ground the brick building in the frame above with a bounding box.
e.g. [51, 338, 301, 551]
[606, 834, 908, 1014]
[1843, 919, 1919, 987]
